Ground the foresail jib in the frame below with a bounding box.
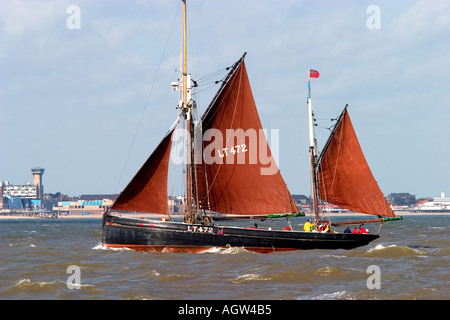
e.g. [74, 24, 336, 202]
[317, 108, 395, 218]
[111, 127, 175, 214]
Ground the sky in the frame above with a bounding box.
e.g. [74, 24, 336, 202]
[1, 0, 449, 199]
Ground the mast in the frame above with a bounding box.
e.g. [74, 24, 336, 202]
[307, 70, 320, 228]
[179, 0, 196, 223]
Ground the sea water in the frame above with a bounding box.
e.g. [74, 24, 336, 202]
[0, 215, 448, 300]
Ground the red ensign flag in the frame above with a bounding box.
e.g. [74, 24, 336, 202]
[309, 69, 320, 78]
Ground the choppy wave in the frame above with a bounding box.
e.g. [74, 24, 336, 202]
[201, 246, 250, 254]
[364, 244, 427, 257]
[310, 290, 356, 300]
[14, 278, 67, 289]
[14, 278, 95, 290]
[157, 274, 191, 283]
[314, 266, 344, 277]
[0, 278, 99, 299]
[428, 226, 447, 231]
[227, 268, 340, 285]
[228, 273, 273, 283]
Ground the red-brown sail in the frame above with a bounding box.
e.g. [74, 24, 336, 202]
[317, 108, 395, 217]
[195, 58, 298, 215]
[111, 129, 174, 214]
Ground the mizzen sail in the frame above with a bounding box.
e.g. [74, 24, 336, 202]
[195, 56, 298, 216]
[317, 107, 395, 217]
[111, 128, 175, 214]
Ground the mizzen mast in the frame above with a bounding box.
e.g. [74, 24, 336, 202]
[307, 69, 320, 229]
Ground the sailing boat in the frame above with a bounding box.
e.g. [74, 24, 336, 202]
[102, 1, 400, 253]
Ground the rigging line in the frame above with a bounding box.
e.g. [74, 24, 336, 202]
[330, 117, 343, 192]
[192, 82, 220, 95]
[170, 119, 182, 219]
[201, 54, 246, 124]
[315, 119, 338, 132]
[114, 2, 181, 194]
[316, 118, 338, 121]
[203, 156, 213, 217]
[196, 79, 224, 87]
[193, 74, 229, 92]
[196, 68, 229, 82]
[315, 124, 334, 132]
[317, 162, 327, 206]
[315, 119, 336, 125]
[187, 15, 200, 88]
[190, 107, 202, 217]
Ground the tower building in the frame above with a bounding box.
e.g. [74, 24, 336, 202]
[31, 167, 45, 200]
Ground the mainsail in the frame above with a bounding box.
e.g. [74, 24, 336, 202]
[317, 107, 395, 217]
[194, 57, 299, 216]
[111, 128, 175, 214]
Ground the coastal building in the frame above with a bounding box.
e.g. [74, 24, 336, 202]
[2, 183, 37, 198]
[0, 168, 45, 209]
[0, 194, 7, 209]
[51, 194, 187, 215]
[413, 191, 450, 212]
[52, 194, 119, 215]
[291, 194, 309, 206]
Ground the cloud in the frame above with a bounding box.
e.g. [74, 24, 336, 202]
[0, 1, 62, 36]
[1, 0, 449, 197]
[393, 0, 450, 33]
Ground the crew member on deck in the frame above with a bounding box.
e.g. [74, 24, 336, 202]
[318, 222, 330, 233]
[304, 219, 313, 232]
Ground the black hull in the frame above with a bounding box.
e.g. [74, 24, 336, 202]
[102, 212, 379, 253]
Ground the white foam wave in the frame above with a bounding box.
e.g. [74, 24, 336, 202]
[366, 243, 426, 256]
[367, 244, 396, 252]
[201, 246, 250, 254]
[16, 278, 31, 286]
[229, 273, 273, 283]
[321, 254, 345, 259]
[15, 278, 95, 289]
[428, 226, 446, 230]
[92, 243, 131, 251]
[311, 290, 354, 300]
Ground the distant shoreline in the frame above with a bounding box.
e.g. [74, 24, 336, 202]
[0, 213, 160, 220]
[1, 211, 449, 220]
